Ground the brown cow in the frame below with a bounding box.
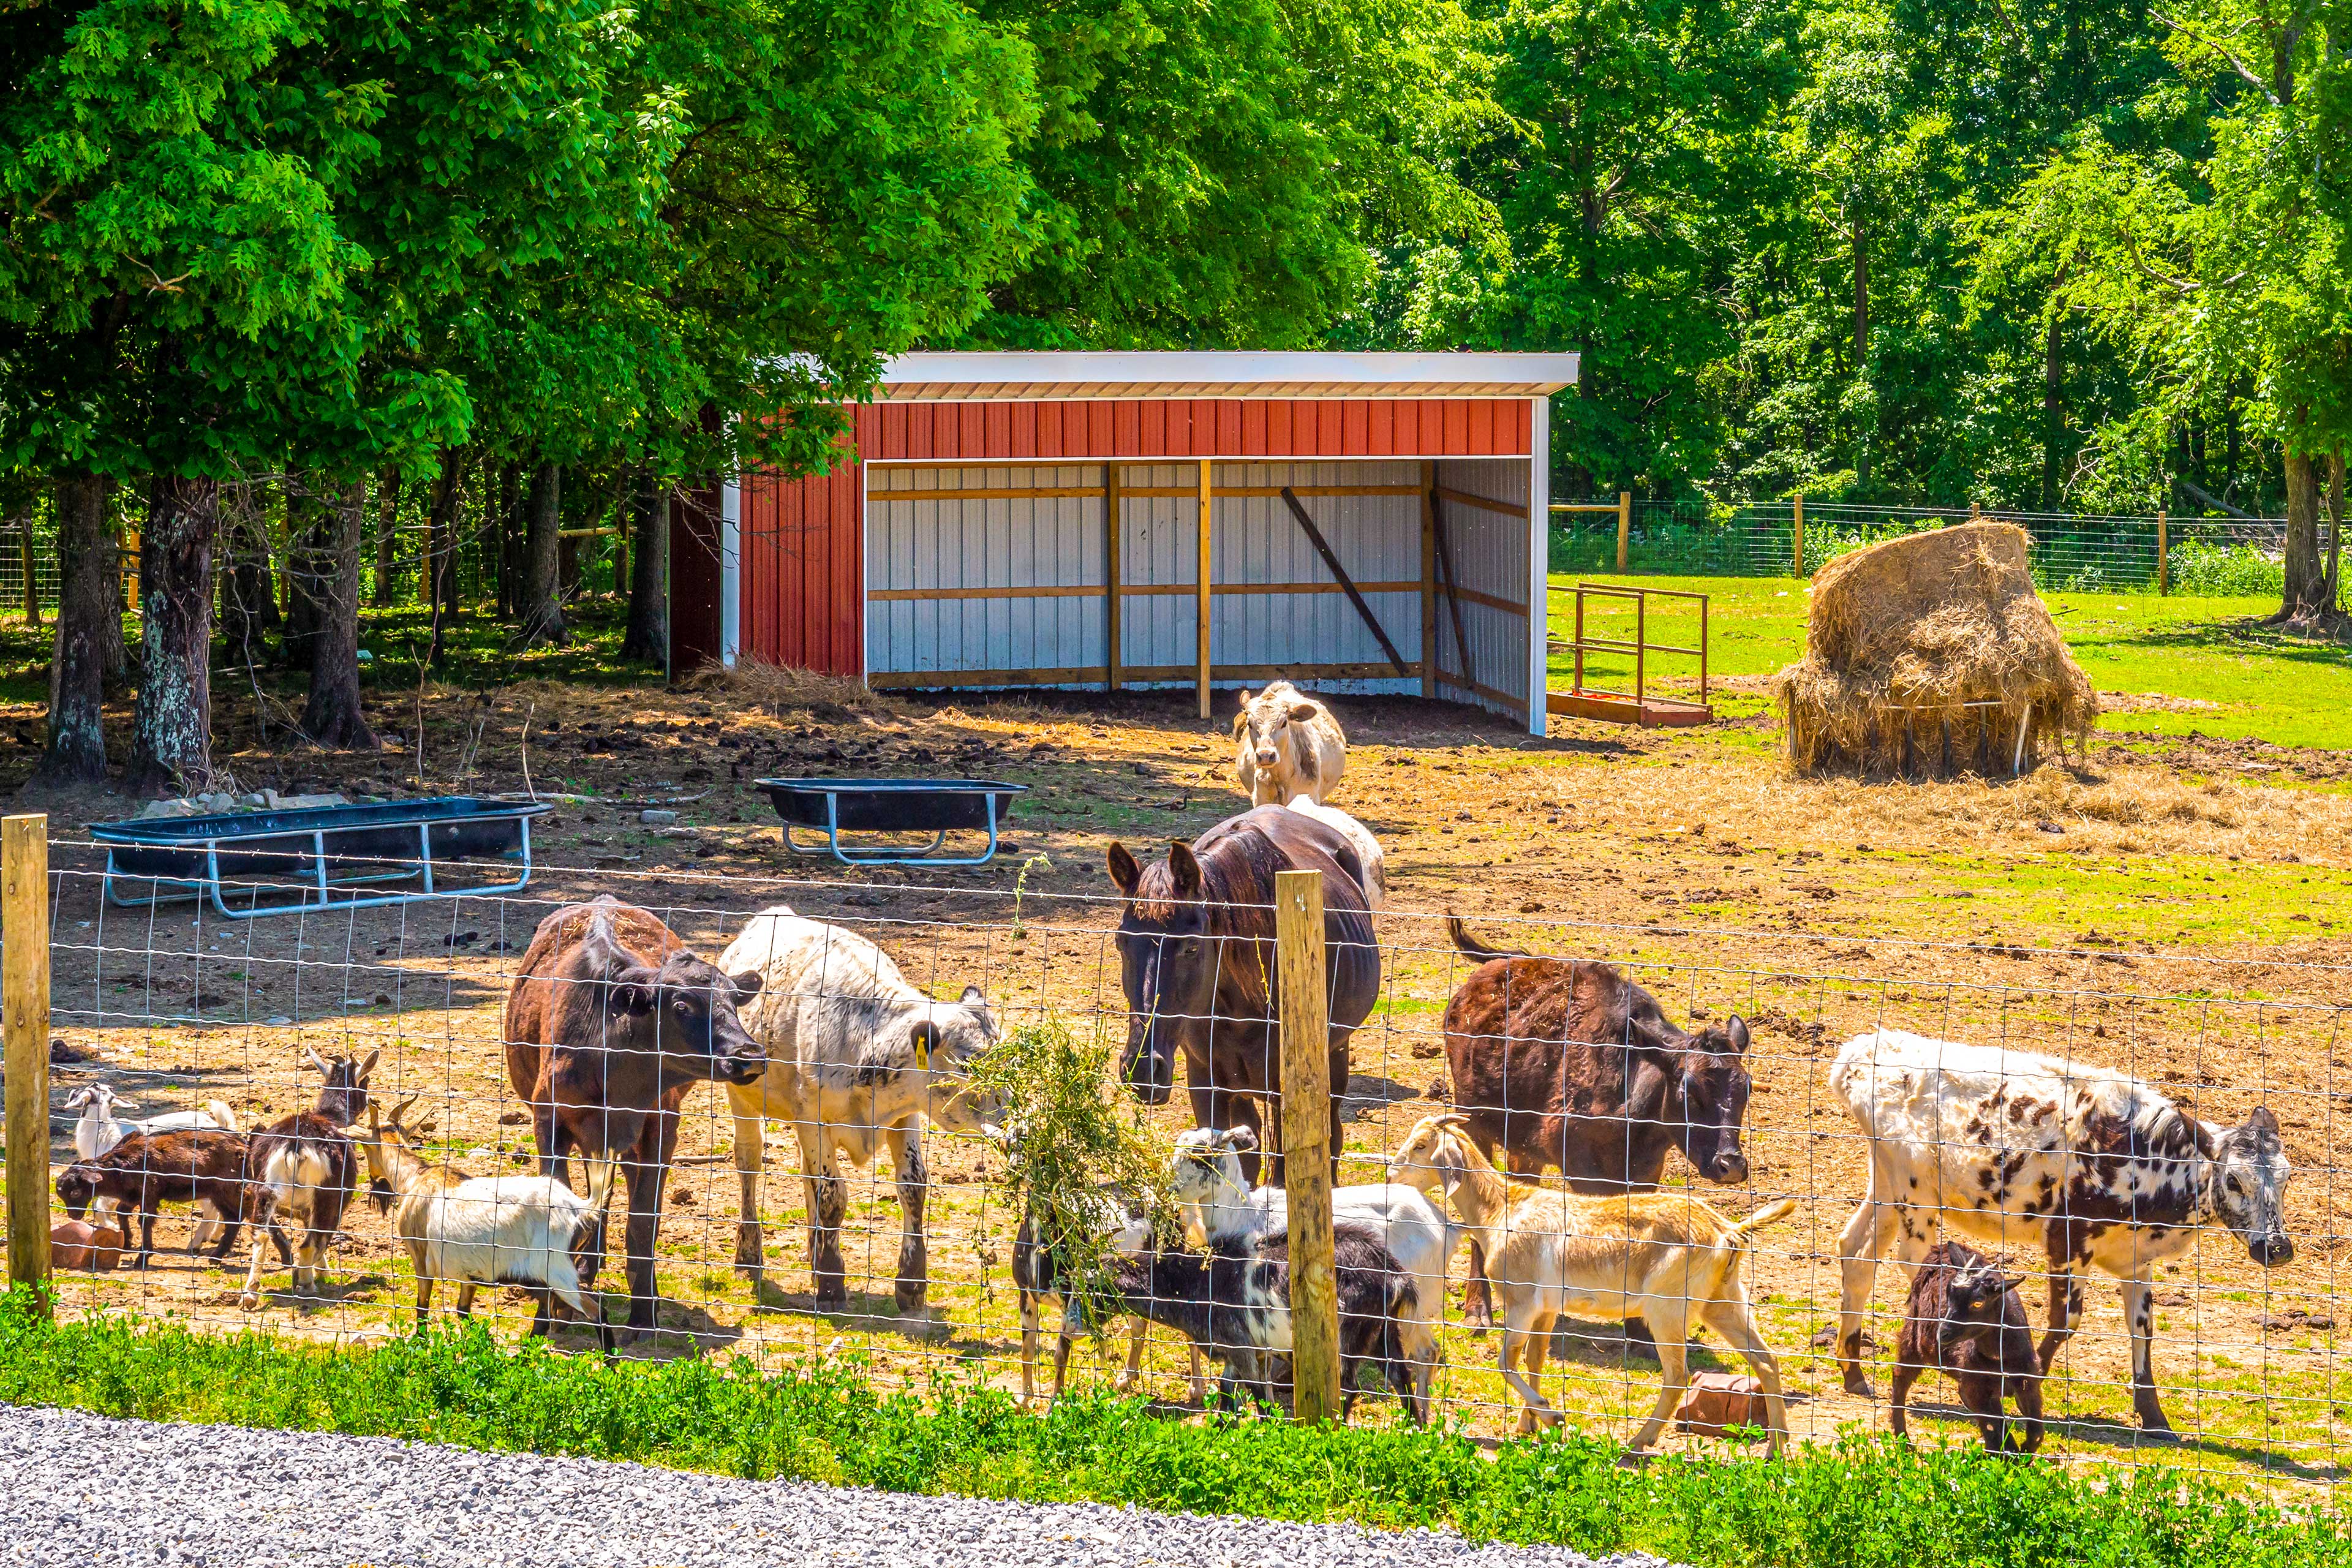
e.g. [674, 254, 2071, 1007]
[503, 896, 764, 1342]
[1438, 917, 1755, 1332]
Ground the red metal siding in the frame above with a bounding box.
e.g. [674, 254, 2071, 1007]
[738, 450, 863, 677]
[844, 396, 1527, 462]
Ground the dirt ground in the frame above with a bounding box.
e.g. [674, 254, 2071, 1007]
[7, 671, 2352, 1493]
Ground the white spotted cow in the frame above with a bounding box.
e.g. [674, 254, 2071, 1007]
[1830, 1028, 2293, 1437]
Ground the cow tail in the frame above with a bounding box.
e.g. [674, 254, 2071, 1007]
[1446, 914, 1528, 964]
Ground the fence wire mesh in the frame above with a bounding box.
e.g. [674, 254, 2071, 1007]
[1551, 500, 2293, 593]
[10, 831, 2346, 1491]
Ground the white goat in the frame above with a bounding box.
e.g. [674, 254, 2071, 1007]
[1167, 1126, 1455, 1407]
[67, 1082, 241, 1159]
[1283, 796, 1386, 910]
[358, 1097, 613, 1356]
[66, 1083, 241, 1245]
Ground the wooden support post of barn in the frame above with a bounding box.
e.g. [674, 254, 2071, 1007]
[1195, 460, 1213, 720]
[1616, 491, 1630, 572]
[3, 813, 50, 1305]
[1274, 867, 1340, 1424]
[1105, 464, 1123, 691]
[2157, 508, 2169, 595]
[1418, 461, 1438, 700]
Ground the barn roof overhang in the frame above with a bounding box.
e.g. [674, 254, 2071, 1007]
[875, 351, 1580, 402]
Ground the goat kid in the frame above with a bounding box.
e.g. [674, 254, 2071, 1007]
[55, 1128, 261, 1264]
[65, 1083, 241, 1245]
[1891, 1242, 2045, 1454]
[359, 1096, 614, 1357]
[1169, 1125, 1455, 1408]
[1101, 1225, 1424, 1423]
[1389, 1113, 1792, 1449]
[239, 1048, 376, 1308]
[1010, 1185, 1163, 1405]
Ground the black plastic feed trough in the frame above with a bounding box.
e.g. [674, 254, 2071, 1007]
[755, 777, 1027, 866]
[89, 796, 554, 919]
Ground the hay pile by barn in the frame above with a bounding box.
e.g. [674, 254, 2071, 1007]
[1774, 521, 2097, 777]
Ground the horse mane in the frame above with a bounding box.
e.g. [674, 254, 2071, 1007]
[1133, 823, 1287, 940]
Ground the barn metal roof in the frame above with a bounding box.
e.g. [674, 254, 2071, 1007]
[876, 351, 1580, 402]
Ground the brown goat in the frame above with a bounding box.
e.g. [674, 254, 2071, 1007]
[55, 1128, 260, 1263]
[503, 897, 764, 1340]
[1891, 1241, 2045, 1454]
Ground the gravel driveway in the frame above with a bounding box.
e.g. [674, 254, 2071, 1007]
[2, 1404, 1673, 1568]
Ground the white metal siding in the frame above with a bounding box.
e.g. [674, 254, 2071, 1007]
[865, 460, 1426, 695]
[865, 466, 1106, 677]
[1431, 458, 1532, 719]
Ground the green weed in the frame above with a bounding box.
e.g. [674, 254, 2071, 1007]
[2, 1291, 2347, 1566]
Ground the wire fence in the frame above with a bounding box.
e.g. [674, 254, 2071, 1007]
[2, 826, 2343, 1492]
[1552, 500, 2296, 594]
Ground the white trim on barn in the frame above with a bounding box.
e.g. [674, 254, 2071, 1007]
[876, 351, 1580, 403]
[720, 478, 741, 669]
[1527, 396, 1551, 738]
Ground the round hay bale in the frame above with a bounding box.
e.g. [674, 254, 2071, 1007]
[1772, 522, 2097, 777]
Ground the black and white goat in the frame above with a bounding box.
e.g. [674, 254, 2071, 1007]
[1102, 1223, 1425, 1422]
[1168, 1126, 1454, 1409]
[238, 1047, 376, 1308]
[1011, 1186, 1170, 1404]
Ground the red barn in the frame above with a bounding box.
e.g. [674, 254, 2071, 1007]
[673, 352, 1578, 734]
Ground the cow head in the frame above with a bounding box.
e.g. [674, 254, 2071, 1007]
[1629, 1016, 1754, 1185]
[1107, 839, 1222, 1106]
[905, 985, 1006, 1134]
[2209, 1106, 2294, 1267]
[303, 1046, 380, 1126]
[579, 914, 766, 1088]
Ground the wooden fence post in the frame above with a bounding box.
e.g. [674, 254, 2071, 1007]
[1615, 491, 1630, 573]
[4, 813, 50, 1306]
[1274, 868, 1340, 1423]
[1792, 494, 1805, 578]
[2157, 508, 2169, 595]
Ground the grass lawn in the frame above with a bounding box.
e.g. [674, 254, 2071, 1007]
[1548, 573, 2352, 752]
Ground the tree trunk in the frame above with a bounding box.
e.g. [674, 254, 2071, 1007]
[36, 473, 113, 785]
[2327, 453, 2345, 608]
[300, 481, 377, 750]
[495, 462, 519, 617]
[1851, 213, 1869, 368]
[14, 507, 39, 628]
[282, 490, 328, 669]
[2041, 309, 2064, 510]
[622, 473, 669, 663]
[98, 480, 127, 687]
[424, 455, 461, 666]
[126, 475, 221, 795]
[372, 472, 401, 608]
[2276, 446, 2334, 625]
[217, 497, 278, 673]
[519, 460, 566, 646]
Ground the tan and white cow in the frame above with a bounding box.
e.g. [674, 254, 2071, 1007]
[720, 907, 1005, 1318]
[1830, 1028, 2293, 1436]
[1231, 682, 1346, 806]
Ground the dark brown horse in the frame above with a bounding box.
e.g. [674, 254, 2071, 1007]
[1106, 806, 1381, 1187]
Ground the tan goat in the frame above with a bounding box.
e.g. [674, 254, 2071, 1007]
[1389, 1112, 1794, 1450]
